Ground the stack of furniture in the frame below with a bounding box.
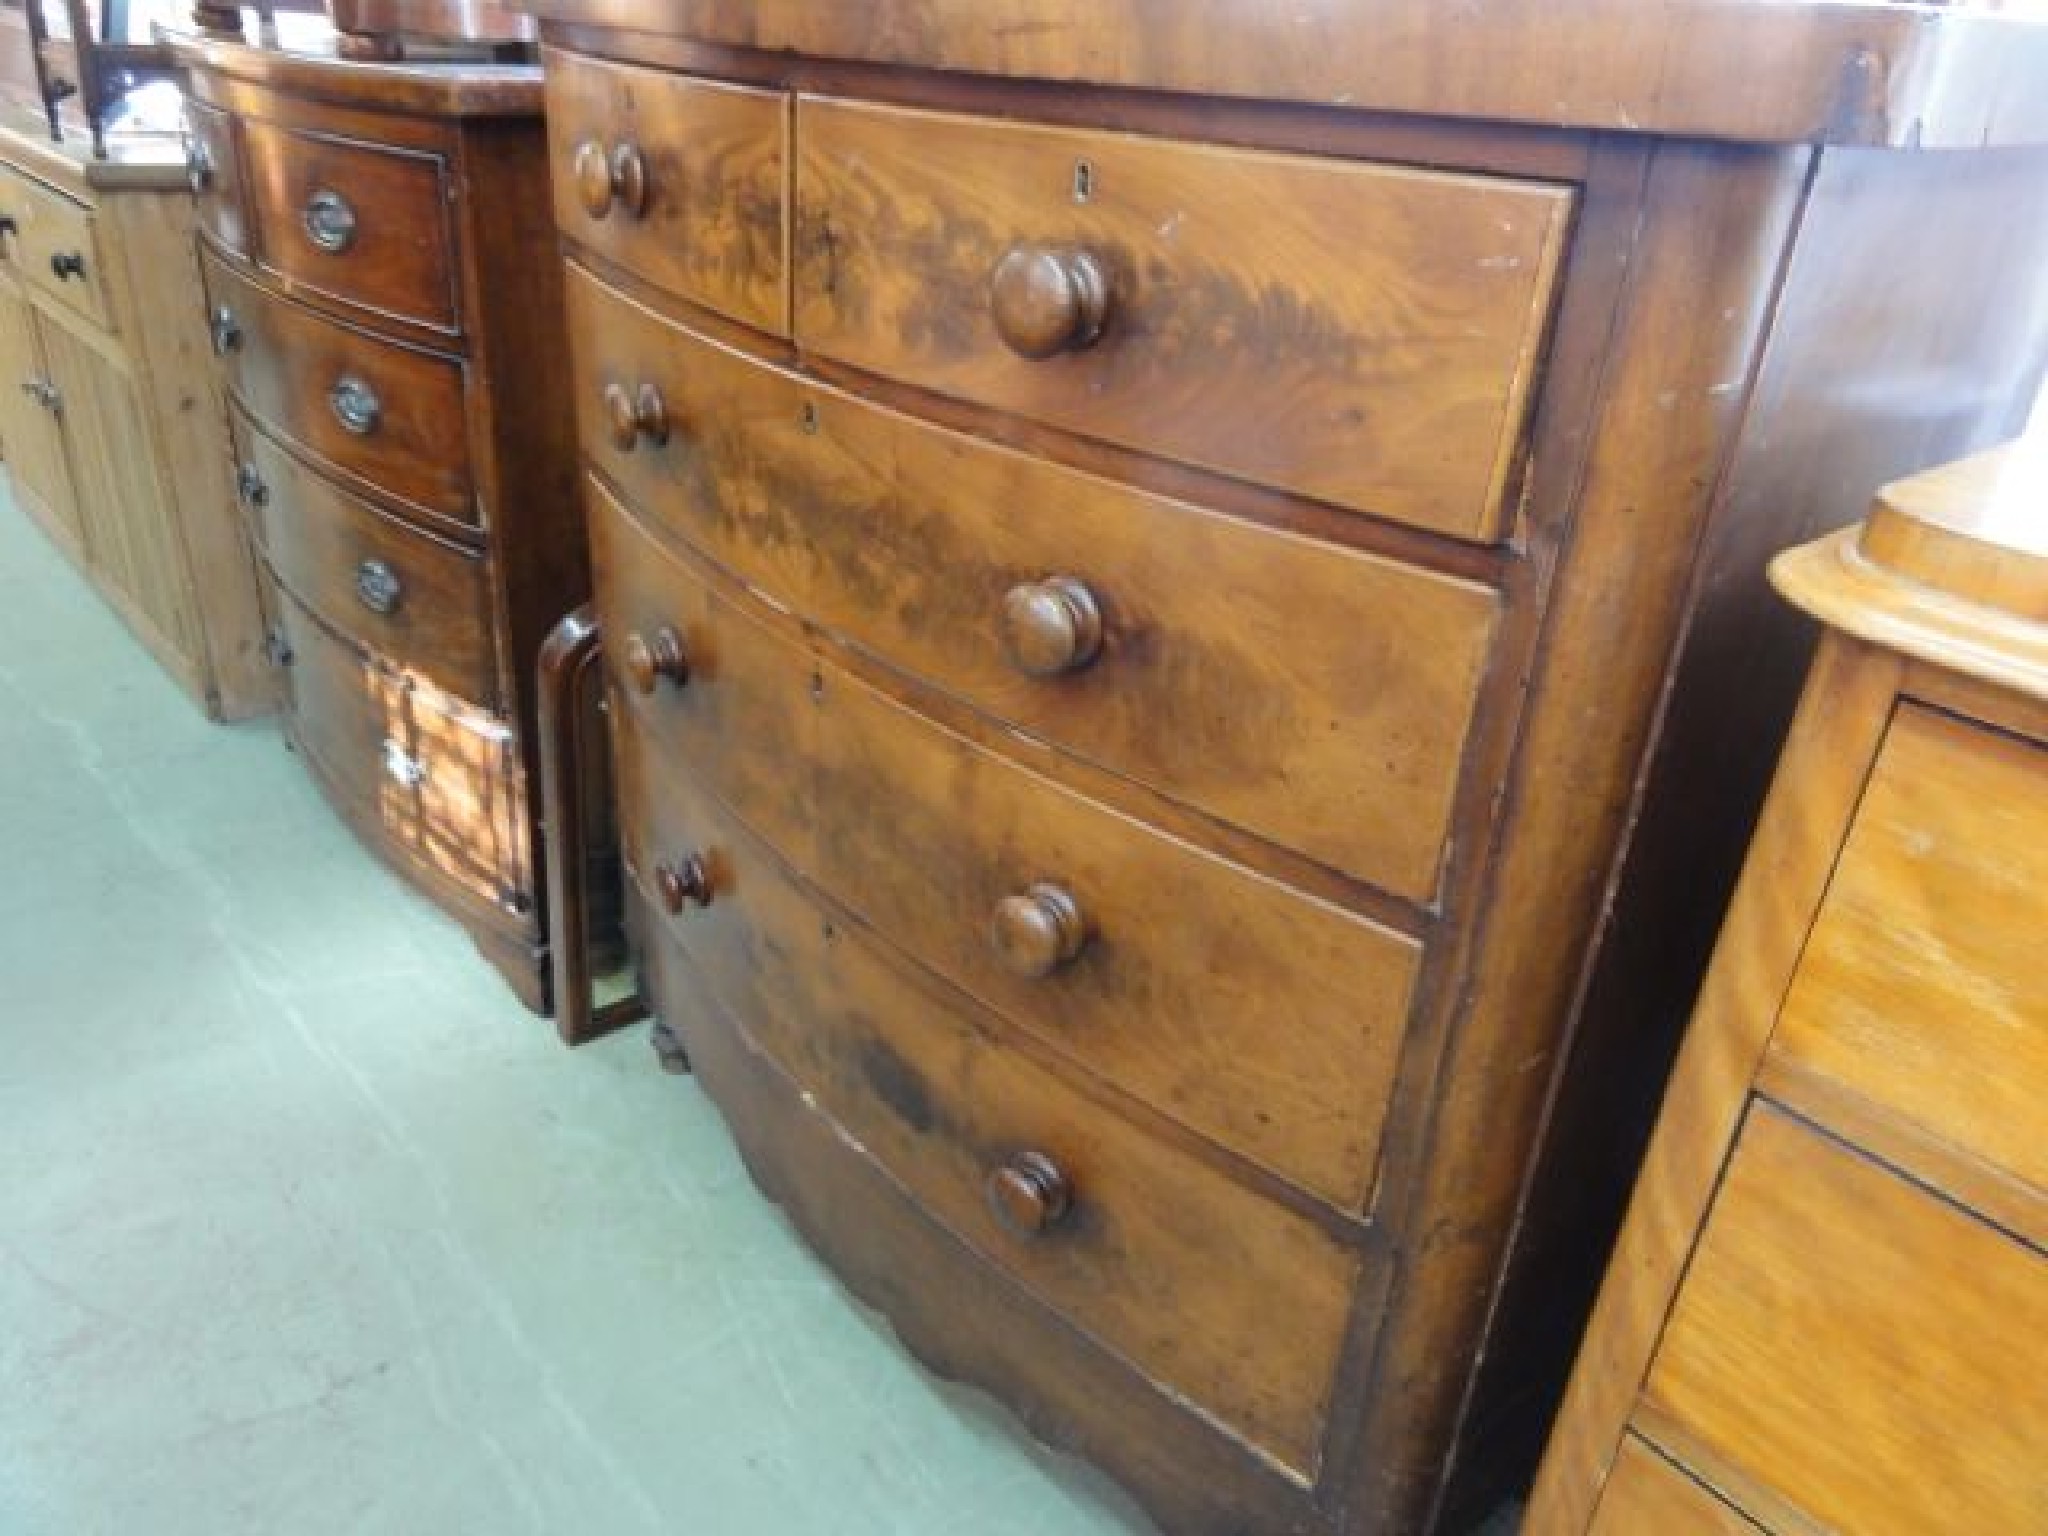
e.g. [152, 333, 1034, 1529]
[1528, 442, 2048, 1532]
[0, 106, 268, 720]
[172, 27, 595, 1011]
[522, 4, 2048, 1532]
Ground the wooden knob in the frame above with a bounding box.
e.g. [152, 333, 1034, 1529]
[609, 142, 649, 218]
[986, 1151, 1071, 1237]
[574, 139, 649, 221]
[654, 854, 712, 914]
[603, 380, 669, 452]
[1000, 577, 1103, 677]
[990, 244, 1111, 360]
[621, 626, 688, 694]
[990, 882, 1089, 980]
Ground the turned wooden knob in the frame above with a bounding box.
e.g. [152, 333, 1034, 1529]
[1000, 577, 1103, 677]
[654, 854, 712, 914]
[621, 626, 689, 694]
[990, 882, 1089, 980]
[990, 244, 1111, 360]
[986, 1151, 1071, 1237]
[604, 381, 669, 452]
[574, 139, 649, 221]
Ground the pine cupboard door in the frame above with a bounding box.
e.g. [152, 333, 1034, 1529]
[38, 321, 208, 679]
[0, 289, 84, 560]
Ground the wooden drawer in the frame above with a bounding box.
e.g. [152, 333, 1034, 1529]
[183, 98, 251, 258]
[276, 585, 530, 929]
[1642, 1102, 2048, 1536]
[569, 265, 1497, 902]
[0, 171, 113, 332]
[543, 49, 787, 334]
[202, 248, 475, 528]
[241, 118, 461, 334]
[792, 97, 1572, 544]
[592, 482, 1422, 1213]
[1587, 1440, 1761, 1536]
[1771, 703, 2048, 1198]
[236, 407, 496, 706]
[615, 717, 1360, 1475]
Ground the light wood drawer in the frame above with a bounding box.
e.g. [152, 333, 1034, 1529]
[614, 712, 1359, 1476]
[792, 96, 1572, 544]
[1587, 1440, 1761, 1535]
[1642, 1102, 2048, 1536]
[276, 585, 530, 929]
[591, 482, 1421, 1214]
[241, 118, 461, 334]
[202, 248, 474, 529]
[1771, 703, 2048, 1199]
[0, 171, 112, 332]
[236, 407, 496, 707]
[183, 98, 251, 258]
[569, 265, 1497, 903]
[543, 49, 787, 334]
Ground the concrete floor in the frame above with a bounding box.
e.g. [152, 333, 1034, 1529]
[0, 490, 1161, 1535]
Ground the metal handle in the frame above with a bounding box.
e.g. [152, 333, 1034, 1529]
[185, 137, 214, 193]
[329, 375, 381, 436]
[49, 251, 85, 282]
[354, 558, 402, 616]
[301, 188, 358, 254]
[18, 375, 57, 412]
[235, 462, 268, 508]
[0, 215, 17, 239]
[381, 738, 427, 789]
[210, 304, 241, 355]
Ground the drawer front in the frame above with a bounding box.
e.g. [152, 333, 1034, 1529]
[183, 98, 251, 258]
[570, 265, 1496, 902]
[3, 174, 112, 332]
[241, 119, 460, 334]
[544, 49, 788, 334]
[793, 97, 1573, 544]
[1588, 1440, 1762, 1536]
[1772, 704, 2048, 1198]
[203, 249, 475, 527]
[1644, 1103, 2048, 1536]
[592, 483, 1422, 1213]
[615, 717, 1359, 1475]
[277, 586, 530, 927]
[237, 408, 496, 706]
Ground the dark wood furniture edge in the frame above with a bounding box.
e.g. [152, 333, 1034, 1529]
[163, 26, 543, 115]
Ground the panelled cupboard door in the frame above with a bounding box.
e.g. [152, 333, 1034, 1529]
[38, 322, 206, 667]
[0, 287, 84, 557]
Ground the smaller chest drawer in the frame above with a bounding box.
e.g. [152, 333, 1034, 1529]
[592, 484, 1422, 1214]
[570, 265, 1497, 903]
[277, 586, 530, 926]
[615, 721, 1361, 1477]
[236, 408, 496, 706]
[793, 97, 1572, 544]
[241, 119, 460, 335]
[203, 248, 475, 528]
[183, 98, 251, 258]
[1, 172, 112, 332]
[543, 49, 787, 335]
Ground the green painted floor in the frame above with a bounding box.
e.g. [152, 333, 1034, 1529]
[0, 489, 1160, 1535]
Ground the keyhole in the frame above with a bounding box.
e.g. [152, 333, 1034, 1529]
[1072, 160, 1094, 204]
[799, 401, 820, 434]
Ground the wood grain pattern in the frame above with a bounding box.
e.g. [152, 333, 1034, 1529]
[615, 716, 1363, 1476]
[544, 47, 787, 333]
[592, 481, 1420, 1213]
[7, 172, 111, 332]
[1644, 1102, 2048, 1536]
[1586, 1438, 1763, 1536]
[793, 95, 1571, 543]
[0, 276, 82, 556]
[569, 263, 1500, 903]
[241, 118, 461, 335]
[237, 407, 497, 707]
[202, 245, 475, 527]
[182, 96, 250, 257]
[1770, 703, 2048, 1201]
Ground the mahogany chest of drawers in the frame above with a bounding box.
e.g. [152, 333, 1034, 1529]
[173, 31, 591, 1010]
[1528, 443, 2048, 1533]
[526, 5, 2048, 1531]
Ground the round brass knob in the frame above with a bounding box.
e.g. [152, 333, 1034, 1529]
[603, 380, 669, 452]
[654, 854, 713, 914]
[986, 1151, 1071, 1238]
[989, 244, 1111, 360]
[990, 882, 1089, 980]
[1000, 577, 1103, 678]
[574, 139, 650, 221]
[621, 626, 689, 695]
